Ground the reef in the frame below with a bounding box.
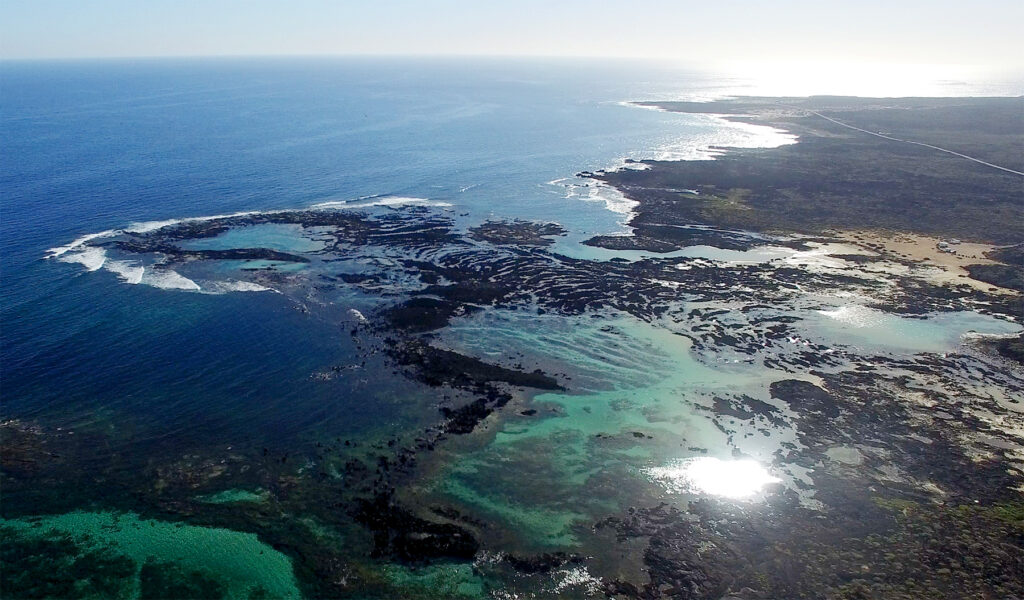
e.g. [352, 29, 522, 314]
[468, 219, 566, 246]
[354, 493, 480, 562]
[981, 332, 1024, 365]
[7, 97, 1024, 599]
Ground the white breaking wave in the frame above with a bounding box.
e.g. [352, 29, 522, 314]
[311, 196, 452, 210]
[616, 103, 798, 162]
[547, 102, 797, 221]
[348, 308, 367, 322]
[552, 567, 603, 595]
[49, 197, 452, 265]
[548, 179, 637, 225]
[106, 261, 269, 293]
[123, 219, 189, 234]
[47, 230, 117, 258]
[620, 95, 724, 108]
[57, 246, 107, 271]
[205, 280, 273, 293]
[648, 116, 797, 162]
[618, 101, 667, 112]
[586, 183, 637, 216]
[104, 260, 145, 284]
[47, 211, 265, 260]
[47, 198, 457, 295]
[123, 210, 263, 234]
[140, 269, 201, 291]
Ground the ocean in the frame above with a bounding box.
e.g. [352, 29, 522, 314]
[1, 57, 794, 448]
[2, 57, 1022, 598]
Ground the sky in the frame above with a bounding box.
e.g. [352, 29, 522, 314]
[1, 0, 1022, 68]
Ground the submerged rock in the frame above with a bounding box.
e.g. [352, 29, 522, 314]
[353, 493, 479, 563]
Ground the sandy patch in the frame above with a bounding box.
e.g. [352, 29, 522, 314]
[828, 229, 1017, 295]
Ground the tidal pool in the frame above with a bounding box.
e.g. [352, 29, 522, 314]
[178, 223, 328, 253]
[0, 511, 301, 600]
[803, 304, 1021, 354]
[430, 311, 809, 551]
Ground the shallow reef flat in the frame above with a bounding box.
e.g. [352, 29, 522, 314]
[4, 97, 1024, 599]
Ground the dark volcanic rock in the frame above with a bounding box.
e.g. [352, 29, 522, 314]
[389, 340, 562, 391]
[984, 333, 1024, 365]
[178, 248, 310, 263]
[594, 97, 1024, 246]
[380, 297, 472, 333]
[986, 243, 1024, 265]
[965, 263, 1024, 292]
[115, 241, 310, 263]
[596, 502, 739, 599]
[469, 220, 566, 246]
[769, 379, 838, 418]
[505, 552, 583, 574]
[582, 234, 681, 253]
[353, 493, 479, 563]
[584, 223, 800, 253]
[439, 398, 495, 435]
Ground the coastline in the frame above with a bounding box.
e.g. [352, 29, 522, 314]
[587, 95, 1024, 297]
[5, 87, 1024, 598]
[592, 96, 1024, 241]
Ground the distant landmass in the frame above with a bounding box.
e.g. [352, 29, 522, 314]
[586, 96, 1024, 246]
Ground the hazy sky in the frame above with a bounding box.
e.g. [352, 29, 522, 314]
[2, 0, 1022, 67]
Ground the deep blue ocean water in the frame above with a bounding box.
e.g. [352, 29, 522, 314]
[1, 57, 779, 441]
[4, 58, 1024, 597]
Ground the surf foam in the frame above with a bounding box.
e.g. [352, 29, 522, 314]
[311, 196, 452, 210]
[104, 260, 145, 284]
[47, 230, 117, 258]
[140, 269, 201, 291]
[206, 281, 273, 293]
[57, 246, 107, 271]
[123, 211, 264, 234]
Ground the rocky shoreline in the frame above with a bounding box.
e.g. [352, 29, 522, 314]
[5, 97, 1024, 599]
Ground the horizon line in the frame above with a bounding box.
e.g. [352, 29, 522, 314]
[1, 53, 1021, 72]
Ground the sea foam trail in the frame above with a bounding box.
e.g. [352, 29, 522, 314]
[205, 281, 273, 293]
[552, 180, 638, 219]
[585, 183, 637, 216]
[312, 196, 452, 210]
[104, 260, 145, 284]
[57, 247, 107, 271]
[547, 101, 798, 223]
[617, 103, 798, 162]
[46, 197, 451, 292]
[140, 269, 201, 291]
[47, 231, 117, 258]
[45, 211, 264, 259]
[47, 196, 450, 263]
[123, 210, 264, 234]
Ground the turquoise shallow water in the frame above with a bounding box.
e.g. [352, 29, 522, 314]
[804, 305, 1020, 354]
[2, 57, 795, 432]
[1, 511, 301, 599]
[179, 224, 328, 253]
[3, 58, 1022, 597]
[431, 305, 1020, 551]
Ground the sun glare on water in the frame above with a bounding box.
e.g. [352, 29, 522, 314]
[710, 61, 1017, 98]
[645, 457, 782, 499]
